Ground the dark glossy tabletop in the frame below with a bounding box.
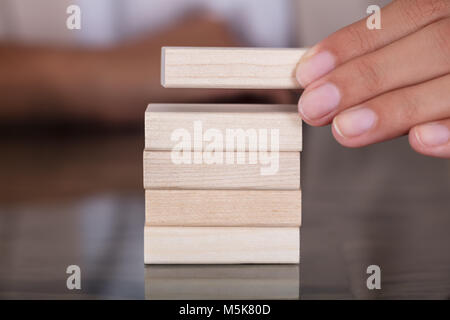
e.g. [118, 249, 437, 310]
[0, 128, 449, 299]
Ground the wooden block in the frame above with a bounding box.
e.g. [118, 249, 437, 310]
[145, 265, 299, 300]
[145, 104, 302, 151]
[144, 226, 300, 264]
[143, 151, 300, 190]
[145, 190, 301, 227]
[161, 47, 307, 89]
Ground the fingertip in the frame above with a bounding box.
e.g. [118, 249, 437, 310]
[408, 127, 435, 157]
[408, 123, 450, 158]
[297, 95, 313, 124]
[296, 49, 336, 88]
[295, 67, 306, 88]
[331, 117, 366, 148]
[408, 126, 422, 150]
[297, 82, 340, 127]
[297, 97, 334, 127]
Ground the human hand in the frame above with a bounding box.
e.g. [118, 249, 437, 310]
[296, 0, 450, 158]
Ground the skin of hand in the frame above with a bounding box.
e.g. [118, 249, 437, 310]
[0, 13, 292, 125]
[296, 0, 450, 158]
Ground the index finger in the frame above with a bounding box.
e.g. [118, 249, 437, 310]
[296, 0, 450, 87]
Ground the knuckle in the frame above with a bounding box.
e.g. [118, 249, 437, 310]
[353, 57, 386, 94]
[402, 0, 450, 26]
[398, 91, 422, 123]
[432, 18, 450, 65]
[342, 25, 375, 55]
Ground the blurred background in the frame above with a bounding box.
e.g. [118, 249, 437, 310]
[0, 0, 449, 299]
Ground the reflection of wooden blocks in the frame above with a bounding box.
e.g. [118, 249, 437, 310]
[145, 265, 300, 300]
[144, 226, 300, 264]
[162, 47, 307, 89]
[145, 190, 302, 227]
[143, 48, 304, 265]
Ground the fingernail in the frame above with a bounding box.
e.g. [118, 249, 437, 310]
[415, 123, 449, 147]
[333, 107, 377, 137]
[298, 83, 340, 121]
[296, 51, 335, 87]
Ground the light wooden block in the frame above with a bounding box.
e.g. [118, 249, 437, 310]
[144, 226, 300, 264]
[161, 47, 307, 89]
[143, 151, 300, 190]
[145, 190, 301, 227]
[145, 265, 299, 300]
[145, 104, 302, 151]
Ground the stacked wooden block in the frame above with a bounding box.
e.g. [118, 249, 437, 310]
[144, 47, 306, 264]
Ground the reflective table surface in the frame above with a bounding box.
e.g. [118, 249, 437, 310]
[1, 129, 449, 299]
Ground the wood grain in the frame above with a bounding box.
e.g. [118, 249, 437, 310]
[144, 226, 300, 264]
[145, 104, 302, 151]
[145, 189, 301, 227]
[143, 151, 300, 190]
[161, 47, 307, 89]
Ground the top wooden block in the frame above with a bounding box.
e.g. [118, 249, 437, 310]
[145, 104, 302, 151]
[161, 47, 307, 89]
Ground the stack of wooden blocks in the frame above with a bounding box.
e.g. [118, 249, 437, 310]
[144, 47, 306, 264]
